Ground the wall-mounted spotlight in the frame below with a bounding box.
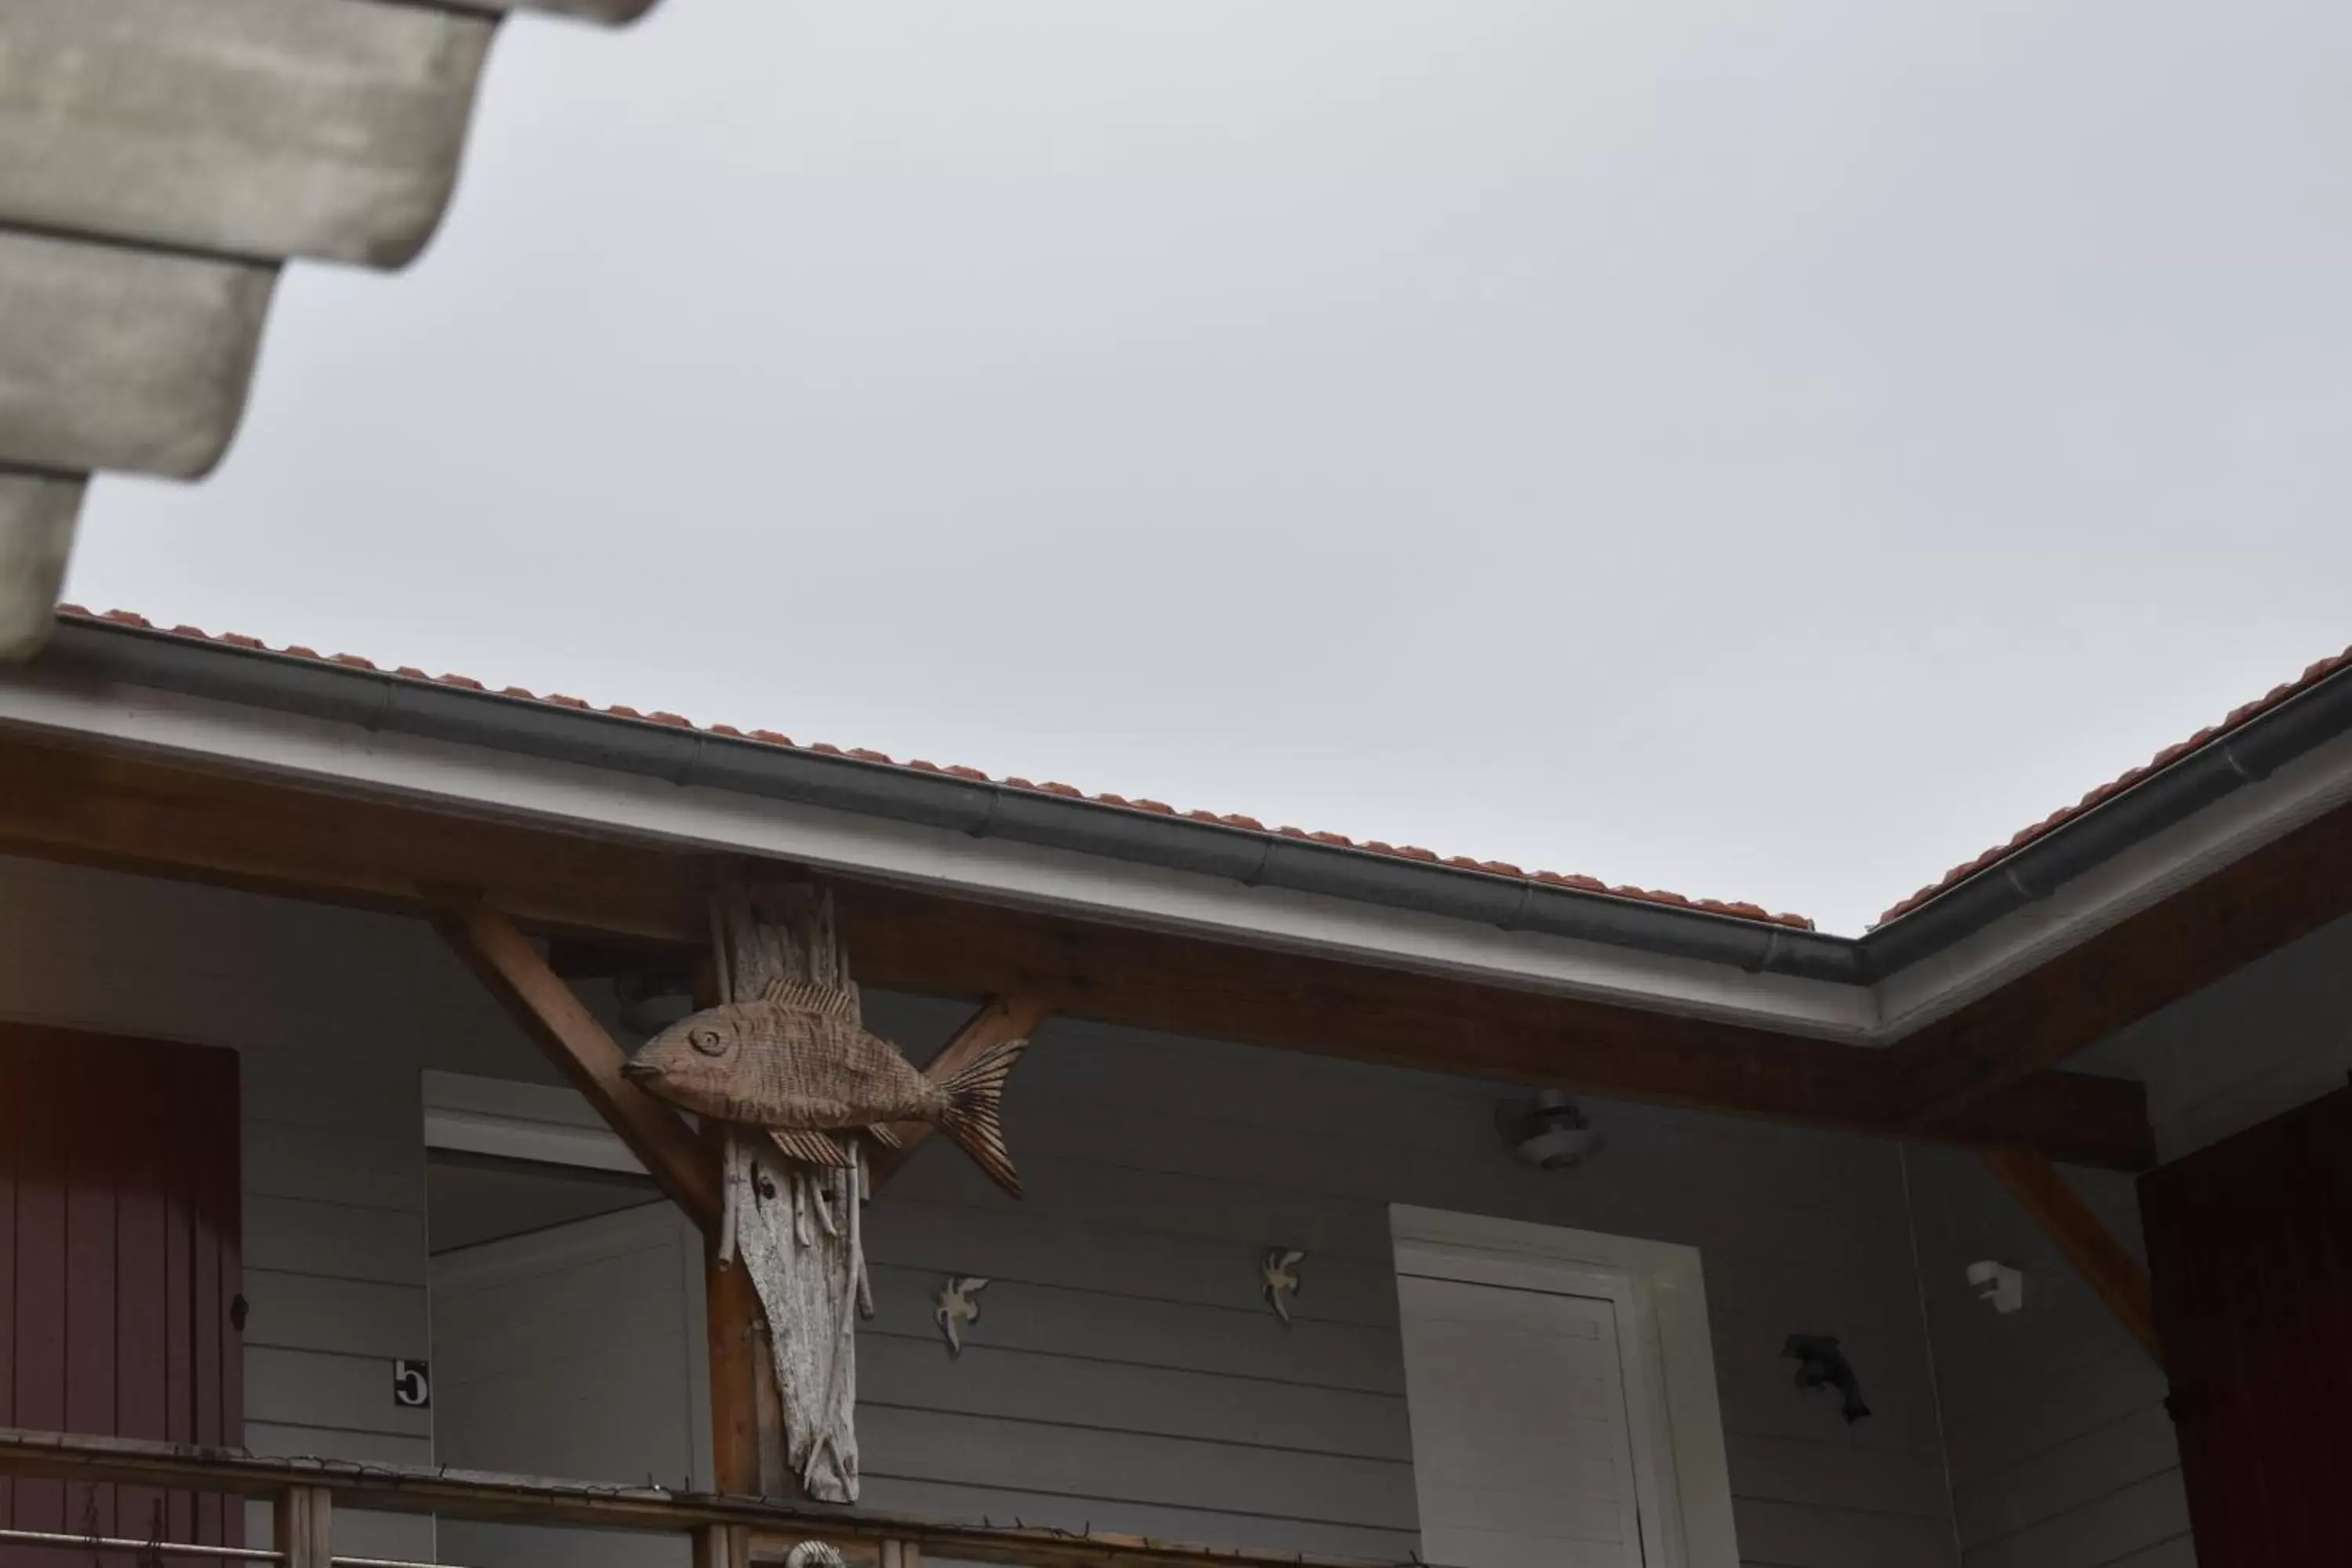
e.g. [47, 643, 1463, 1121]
[1497, 1091, 1599, 1170]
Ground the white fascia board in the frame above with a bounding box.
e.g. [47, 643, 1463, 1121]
[0, 667, 1879, 1040]
[10, 667, 2350, 1047]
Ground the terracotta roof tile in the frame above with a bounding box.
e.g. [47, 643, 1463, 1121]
[1877, 641, 2352, 926]
[48, 606, 1818, 932]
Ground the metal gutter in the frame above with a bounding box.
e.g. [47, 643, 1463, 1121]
[28, 618, 2352, 988]
[31, 619, 1864, 982]
[1857, 655, 2352, 975]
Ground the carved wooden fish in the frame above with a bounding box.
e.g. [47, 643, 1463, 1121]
[623, 979, 1025, 1196]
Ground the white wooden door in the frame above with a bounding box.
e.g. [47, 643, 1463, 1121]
[1397, 1272, 1649, 1568]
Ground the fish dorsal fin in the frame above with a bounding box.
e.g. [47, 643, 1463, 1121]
[760, 977, 860, 1018]
[768, 1127, 855, 1167]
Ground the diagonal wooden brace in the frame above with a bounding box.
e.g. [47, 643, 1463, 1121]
[1980, 1145, 2165, 1368]
[433, 902, 721, 1233]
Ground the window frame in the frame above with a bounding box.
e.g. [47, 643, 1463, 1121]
[1390, 1205, 1739, 1568]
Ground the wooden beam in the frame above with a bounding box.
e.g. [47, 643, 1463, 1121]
[1900, 797, 2352, 1134]
[431, 902, 721, 1232]
[1981, 1145, 2165, 1367]
[828, 882, 2154, 1169]
[0, 734, 2151, 1166]
[868, 993, 1053, 1189]
[704, 1218, 763, 1495]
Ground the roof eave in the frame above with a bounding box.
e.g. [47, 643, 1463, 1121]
[1859, 654, 2352, 971]
[29, 617, 1867, 985]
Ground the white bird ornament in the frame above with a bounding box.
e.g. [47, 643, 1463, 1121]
[935, 1275, 989, 1356]
[1261, 1248, 1306, 1326]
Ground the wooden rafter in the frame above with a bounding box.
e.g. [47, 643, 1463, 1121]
[1981, 1145, 2165, 1367]
[431, 902, 721, 1232]
[1900, 797, 2352, 1135]
[869, 993, 1054, 1189]
[0, 735, 2151, 1167]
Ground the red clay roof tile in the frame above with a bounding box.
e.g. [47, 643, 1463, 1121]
[1875, 641, 2352, 925]
[51, 605, 1820, 931]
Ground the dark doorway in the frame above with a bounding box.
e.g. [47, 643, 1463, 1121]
[2142, 1084, 2352, 1566]
[0, 1024, 244, 1561]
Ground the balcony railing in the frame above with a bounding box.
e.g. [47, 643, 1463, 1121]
[0, 1430, 1393, 1568]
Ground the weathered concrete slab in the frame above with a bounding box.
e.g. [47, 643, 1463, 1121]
[0, 0, 495, 267]
[0, 229, 278, 478]
[0, 468, 82, 660]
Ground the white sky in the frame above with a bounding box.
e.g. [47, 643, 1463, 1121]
[68, 0, 2352, 935]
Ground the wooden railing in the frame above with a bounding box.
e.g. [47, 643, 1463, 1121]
[0, 1431, 1393, 1568]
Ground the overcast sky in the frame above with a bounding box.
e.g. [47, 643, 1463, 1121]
[67, 0, 2351, 935]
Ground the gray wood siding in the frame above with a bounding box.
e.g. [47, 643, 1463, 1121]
[432, 1201, 707, 1568]
[1913, 909, 2352, 1568]
[2, 854, 1966, 1567]
[1904, 1149, 2186, 1568]
[0, 854, 550, 1560]
[858, 993, 1962, 1568]
[2073, 911, 2352, 1162]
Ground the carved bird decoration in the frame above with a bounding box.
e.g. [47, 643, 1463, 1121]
[1261, 1248, 1306, 1326]
[935, 1276, 989, 1357]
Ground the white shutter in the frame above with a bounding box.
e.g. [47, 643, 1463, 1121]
[1397, 1273, 1647, 1568]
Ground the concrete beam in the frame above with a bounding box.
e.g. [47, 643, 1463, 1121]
[0, 0, 496, 267]
[0, 470, 82, 660]
[0, 229, 276, 478]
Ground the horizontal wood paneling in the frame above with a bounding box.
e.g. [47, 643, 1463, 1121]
[244, 1196, 427, 1287]
[243, 1348, 431, 1440]
[854, 1010, 1960, 1563]
[1907, 1145, 2183, 1568]
[862, 1265, 1405, 1394]
[0, 852, 460, 1550]
[1, 855, 1968, 1566]
[859, 1405, 1415, 1530]
[859, 1336, 1412, 1462]
[2073, 911, 2352, 1162]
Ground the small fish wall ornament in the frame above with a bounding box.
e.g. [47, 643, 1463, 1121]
[1261, 1248, 1306, 1326]
[935, 1276, 989, 1356]
[1784, 1333, 1871, 1424]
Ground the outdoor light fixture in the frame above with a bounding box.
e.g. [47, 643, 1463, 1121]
[1967, 1260, 2025, 1314]
[1497, 1090, 1599, 1169]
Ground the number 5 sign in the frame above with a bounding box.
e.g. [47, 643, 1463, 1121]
[393, 1359, 432, 1409]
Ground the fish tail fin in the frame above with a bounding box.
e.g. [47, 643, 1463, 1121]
[935, 1038, 1027, 1199]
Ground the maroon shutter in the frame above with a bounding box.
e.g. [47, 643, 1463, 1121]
[1, 1025, 243, 1559]
[2141, 1084, 2352, 1567]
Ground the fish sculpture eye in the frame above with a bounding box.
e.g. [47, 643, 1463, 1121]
[691, 1026, 728, 1057]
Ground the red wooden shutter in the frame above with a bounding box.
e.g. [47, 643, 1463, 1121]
[1, 1024, 243, 1558]
[2141, 1083, 2352, 1567]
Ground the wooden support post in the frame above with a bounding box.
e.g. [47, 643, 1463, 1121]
[694, 1523, 751, 1568]
[867, 993, 1051, 1190]
[706, 1221, 764, 1497]
[1981, 1145, 2165, 1368]
[273, 1486, 332, 1568]
[434, 902, 720, 1231]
